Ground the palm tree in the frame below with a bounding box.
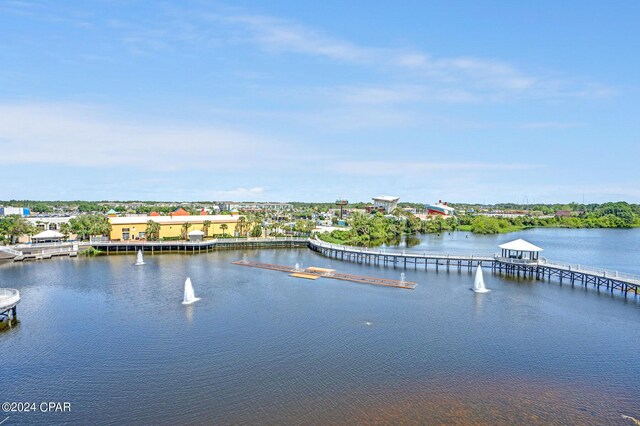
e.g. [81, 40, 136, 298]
[60, 223, 71, 241]
[180, 222, 192, 240]
[237, 216, 247, 236]
[220, 223, 228, 237]
[202, 220, 212, 238]
[146, 220, 160, 241]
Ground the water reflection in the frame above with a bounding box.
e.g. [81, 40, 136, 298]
[184, 303, 195, 324]
[473, 292, 486, 317]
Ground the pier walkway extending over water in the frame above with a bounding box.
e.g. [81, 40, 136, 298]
[308, 239, 640, 297]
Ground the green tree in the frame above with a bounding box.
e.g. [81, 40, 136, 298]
[60, 222, 71, 240]
[250, 224, 263, 237]
[180, 222, 192, 240]
[69, 214, 111, 241]
[237, 216, 248, 236]
[0, 216, 36, 244]
[146, 220, 161, 241]
[220, 223, 229, 237]
[202, 220, 212, 237]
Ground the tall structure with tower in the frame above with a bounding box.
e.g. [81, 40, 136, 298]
[335, 199, 348, 219]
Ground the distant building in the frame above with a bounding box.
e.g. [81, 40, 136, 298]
[171, 207, 190, 216]
[372, 196, 399, 213]
[555, 210, 583, 218]
[426, 200, 456, 217]
[216, 201, 293, 212]
[0, 206, 30, 217]
[27, 216, 75, 231]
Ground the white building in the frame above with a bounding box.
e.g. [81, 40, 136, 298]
[27, 216, 76, 231]
[216, 201, 293, 212]
[0, 206, 30, 217]
[31, 230, 64, 244]
[372, 196, 400, 213]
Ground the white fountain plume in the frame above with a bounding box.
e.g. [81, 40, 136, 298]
[134, 249, 145, 266]
[294, 263, 302, 272]
[182, 277, 201, 305]
[473, 265, 490, 293]
[400, 273, 406, 285]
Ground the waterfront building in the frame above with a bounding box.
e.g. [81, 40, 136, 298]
[108, 214, 241, 241]
[372, 196, 400, 213]
[31, 229, 64, 244]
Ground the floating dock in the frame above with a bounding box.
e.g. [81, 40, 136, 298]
[231, 260, 417, 290]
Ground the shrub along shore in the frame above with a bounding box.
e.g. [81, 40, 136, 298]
[318, 202, 640, 247]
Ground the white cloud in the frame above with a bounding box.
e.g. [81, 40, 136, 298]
[217, 14, 612, 103]
[222, 15, 374, 63]
[0, 103, 286, 170]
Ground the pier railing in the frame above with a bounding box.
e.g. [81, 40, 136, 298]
[310, 239, 495, 260]
[539, 258, 640, 284]
[0, 246, 22, 257]
[93, 237, 310, 246]
[0, 288, 20, 310]
[311, 240, 640, 287]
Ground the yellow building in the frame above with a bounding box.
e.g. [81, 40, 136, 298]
[108, 214, 243, 241]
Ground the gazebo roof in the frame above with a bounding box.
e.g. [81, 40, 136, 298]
[187, 230, 205, 236]
[499, 239, 543, 252]
[33, 230, 64, 239]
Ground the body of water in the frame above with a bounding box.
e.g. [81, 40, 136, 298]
[1, 229, 638, 425]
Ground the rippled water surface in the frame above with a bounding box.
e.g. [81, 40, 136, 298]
[1, 230, 639, 425]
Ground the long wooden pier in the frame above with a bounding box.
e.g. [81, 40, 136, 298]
[309, 239, 640, 298]
[90, 237, 309, 254]
[78, 236, 640, 297]
[231, 260, 417, 289]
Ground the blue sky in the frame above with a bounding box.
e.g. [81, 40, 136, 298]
[1, 0, 638, 203]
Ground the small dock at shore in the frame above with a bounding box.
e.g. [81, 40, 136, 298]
[231, 260, 417, 290]
[1, 244, 78, 262]
[0, 288, 20, 326]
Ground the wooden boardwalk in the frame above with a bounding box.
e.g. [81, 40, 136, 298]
[231, 260, 417, 289]
[309, 239, 640, 298]
[91, 237, 309, 254]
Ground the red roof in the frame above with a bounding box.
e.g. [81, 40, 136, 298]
[150, 211, 160, 216]
[172, 208, 189, 216]
[200, 209, 207, 215]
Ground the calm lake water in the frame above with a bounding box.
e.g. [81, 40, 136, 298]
[1, 229, 639, 425]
